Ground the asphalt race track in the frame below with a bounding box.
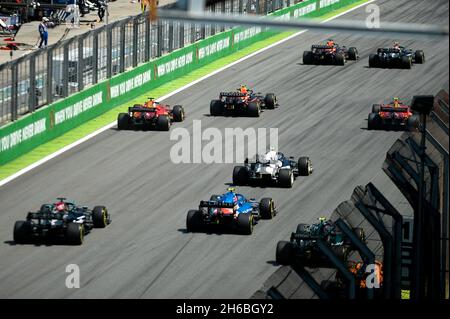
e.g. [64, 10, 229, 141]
[0, 0, 448, 298]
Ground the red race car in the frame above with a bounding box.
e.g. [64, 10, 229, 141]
[117, 98, 185, 131]
[367, 98, 419, 130]
[210, 85, 277, 117]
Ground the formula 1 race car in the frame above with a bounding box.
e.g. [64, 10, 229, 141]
[232, 148, 313, 188]
[368, 46, 425, 69]
[210, 86, 277, 117]
[303, 40, 359, 65]
[117, 98, 185, 131]
[367, 98, 419, 130]
[13, 198, 111, 245]
[186, 188, 277, 235]
[276, 218, 366, 267]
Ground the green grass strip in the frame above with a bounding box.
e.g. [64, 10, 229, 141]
[0, 0, 369, 181]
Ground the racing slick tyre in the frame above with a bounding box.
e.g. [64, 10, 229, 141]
[335, 53, 345, 66]
[264, 93, 276, 109]
[332, 245, 348, 261]
[407, 114, 420, 131]
[92, 206, 108, 228]
[172, 105, 185, 122]
[401, 56, 412, 69]
[210, 100, 224, 116]
[296, 223, 309, 235]
[320, 280, 342, 298]
[344, 227, 366, 247]
[368, 113, 380, 130]
[303, 51, 314, 65]
[237, 213, 254, 235]
[157, 115, 170, 131]
[278, 169, 294, 188]
[233, 166, 249, 185]
[368, 54, 379, 68]
[372, 104, 381, 113]
[210, 195, 220, 201]
[353, 227, 366, 243]
[13, 220, 31, 244]
[415, 50, 425, 64]
[186, 210, 203, 232]
[298, 157, 313, 176]
[260, 198, 275, 219]
[247, 101, 260, 117]
[348, 47, 359, 60]
[66, 223, 84, 245]
[276, 241, 294, 265]
[117, 113, 131, 130]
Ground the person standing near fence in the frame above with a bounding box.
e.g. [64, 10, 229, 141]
[94, 0, 106, 22]
[38, 17, 49, 48]
[66, 0, 81, 28]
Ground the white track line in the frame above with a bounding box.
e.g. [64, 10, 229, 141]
[0, 0, 375, 188]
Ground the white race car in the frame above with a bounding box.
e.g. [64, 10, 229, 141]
[232, 149, 313, 188]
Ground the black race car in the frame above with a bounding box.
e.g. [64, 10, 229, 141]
[276, 218, 366, 267]
[303, 41, 359, 65]
[13, 198, 111, 245]
[210, 87, 277, 117]
[369, 46, 425, 69]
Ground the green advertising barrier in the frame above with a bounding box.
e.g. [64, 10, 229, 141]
[0, 0, 362, 166]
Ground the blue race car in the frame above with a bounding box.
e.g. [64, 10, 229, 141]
[369, 45, 425, 69]
[186, 188, 277, 235]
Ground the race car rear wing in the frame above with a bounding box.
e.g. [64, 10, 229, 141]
[312, 45, 333, 49]
[27, 211, 65, 220]
[199, 201, 235, 209]
[378, 48, 401, 53]
[380, 106, 409, 113]
[219, 92, 247, 98]
[128, 107, 158, 113]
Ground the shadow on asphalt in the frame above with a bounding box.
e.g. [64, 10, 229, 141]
[266, 260, 279, 266]
[4, 238, 74, 247]
[177, 227, 246, 236]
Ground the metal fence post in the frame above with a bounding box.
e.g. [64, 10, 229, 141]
[211, 3, 216, 36]
[11, 64, 18, 121]
[29, 55, 36, 112]
[156, 20, 164, 57]
[107, 25, 112, 78]
[179, 23, 185, 48]
[190, 23, 196, 43]
[120, 23, 126, 73]
[63, 44, 69, 98]
[239, 0, 243, 13]
[168, 21, 174, 52]
[133, 19, 139, 67]
[201, 22, 206, 39]
[145, 18, 151, 62]
[47, 49, 53, 104]
[93, 33, 99, 84]
[78, 37, 84, 92]
[221, 1, 226, 32]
